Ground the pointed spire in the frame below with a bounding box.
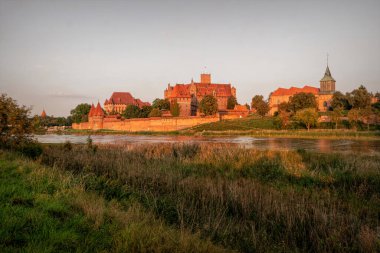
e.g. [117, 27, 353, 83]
[41, 109, 47, 118]
[88, 103, 95, 117]
[320, 64, 335, 82]
[94, 102, 104, 116]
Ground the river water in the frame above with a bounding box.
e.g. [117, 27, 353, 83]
[35, 134, 380, 154]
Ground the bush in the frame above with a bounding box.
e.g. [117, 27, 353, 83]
[18, 142, 43, 159]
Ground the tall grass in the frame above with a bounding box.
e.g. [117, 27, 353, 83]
[36, 143, 380, 252]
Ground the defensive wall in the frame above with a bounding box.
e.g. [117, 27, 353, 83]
[72, 116, 224, 132]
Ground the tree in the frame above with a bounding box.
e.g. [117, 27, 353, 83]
[251, 95, 269, 116]
[288, 93, 317, 113]
[199, 95, 218, 116]
[347, 109, 361, 130]
[294, 108, 319, 131]
[148, 108, 162, 117]
[0, 94, 33, 147]
[123, 105, 141, 119]
[227, 96, 237, 109]
[331, 91, 351, 110]
[350, 85, 371, 109]
[360, 108, 373, 131]
[152, 98, 170, 110]
[244, 103, 250, 110]
[139, 105, 153, 118]
[170, 100, 181, 117]
[70, 103, 91, 123]
[275, 110, 291, 129]
[330, 107, 343, 129]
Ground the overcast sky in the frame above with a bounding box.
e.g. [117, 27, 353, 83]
[1, 0, 379, 116]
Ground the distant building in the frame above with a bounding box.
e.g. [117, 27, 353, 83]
[268, 64, 336, 115]
[41, 109, 47, 118]
[164, 73, 237, 116]
[104, 92, 150, 114]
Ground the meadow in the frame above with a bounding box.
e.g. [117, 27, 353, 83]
[1, 143, 380, 252]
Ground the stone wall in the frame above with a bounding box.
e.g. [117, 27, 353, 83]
[72, 116, 221, 132]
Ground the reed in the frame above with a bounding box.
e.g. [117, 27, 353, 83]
[36, 143, 380, 252]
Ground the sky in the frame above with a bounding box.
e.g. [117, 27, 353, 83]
[0, 0, 379, 117]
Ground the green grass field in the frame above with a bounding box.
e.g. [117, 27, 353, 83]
[1, 144, 379, 252]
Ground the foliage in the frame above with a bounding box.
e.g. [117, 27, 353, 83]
[349, 85, 372, 109]
[139, 105, 153, 118]
[331, 91, 351, 110]
[152, 98, 170, 110]
[347, 108, 361, 130]
[70, 103, 91, 124]
[199, 95, 218, 116]
[288, 92, 317, 113]
[0, 94, 33, 148]
[227, 96, 237, 109]
[123, 105, 141, 119]
[244, 103, 250, 110]
[294, 108, 319, 131]
[170, 100, 181, 117]
[275, 110, 292, 129]
[330, 107, 343, 129]
[31, 144, 380, 252]
[0, 152, 223, 252]
[148, 108, 162, 117]
[251, 95, 269, 116]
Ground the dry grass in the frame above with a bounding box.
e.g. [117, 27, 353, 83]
[35, 143, 380, 252]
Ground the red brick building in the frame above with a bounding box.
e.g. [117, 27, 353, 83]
[104, 92, 150, 114]
[164, 73, 237, 116]
[268, 65, 336, 115]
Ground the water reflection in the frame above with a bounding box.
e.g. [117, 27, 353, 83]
[35, 134, 380, 154]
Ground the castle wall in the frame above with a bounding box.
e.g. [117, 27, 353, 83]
[72, 116, 220, 132]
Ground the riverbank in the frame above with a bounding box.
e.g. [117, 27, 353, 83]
[57, 128, 380, 140]
[1, 144, 379, 252]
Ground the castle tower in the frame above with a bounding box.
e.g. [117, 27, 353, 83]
[320, 65, 336, 94]
[200, 73, 211, 84]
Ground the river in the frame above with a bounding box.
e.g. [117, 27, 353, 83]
[35, 134, 380, 154]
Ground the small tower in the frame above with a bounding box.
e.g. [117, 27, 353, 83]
[320, 64, 336, 94]
[41, 109, 47, 118]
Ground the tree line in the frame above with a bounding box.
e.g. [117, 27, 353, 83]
[249, 85, 380, 130]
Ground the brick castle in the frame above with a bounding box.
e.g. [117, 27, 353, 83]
[268, 64, 336, 115]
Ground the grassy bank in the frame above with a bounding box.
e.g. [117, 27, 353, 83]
[57, 116, 380, 140]
[0, 151, 227, 252]
[2, 143, 379, 252]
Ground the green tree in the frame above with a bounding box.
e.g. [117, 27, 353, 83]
[288, 93, 317, 113]
[70, 103, 91, 123]
[170, 100, 181, 117]
[350, 85, 371, 109]
[139, 105, 153, 118]
[331, 91, 351, 110]
[347, 108, 361, 130]
[227, 96, 237, 109]
[294, 108, 319, 131]
[0, 94, 33, 147]
[148, 108, 162, 117]
[152, 98, 170, 110]
[251, 95, 269, 116]
[330, 107, 343, 129]
[199, 95, 218, 116]
[123, 105, 141, 119]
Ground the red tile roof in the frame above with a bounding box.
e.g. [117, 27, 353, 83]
[104, 92, 150, 107]
[271, 85, 319, 96]
[93, 102, 104, 116]
[88, 103, 95, 117]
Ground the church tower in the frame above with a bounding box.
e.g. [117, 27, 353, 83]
[320, 64, 336, 94]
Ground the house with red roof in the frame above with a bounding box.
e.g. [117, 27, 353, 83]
[268, 64, 336, 115]
[164, 73, 237, 116]
[104, 92, 150, 114]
